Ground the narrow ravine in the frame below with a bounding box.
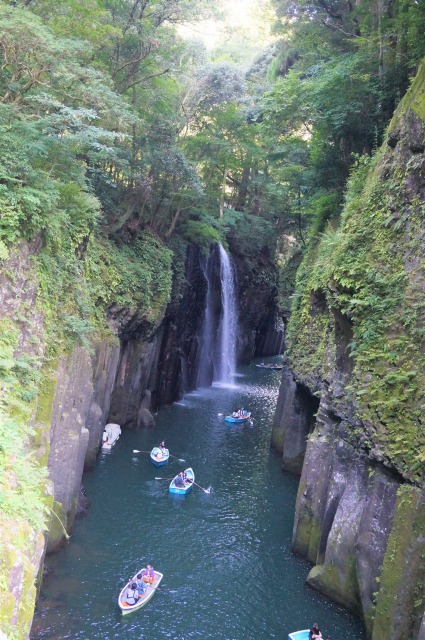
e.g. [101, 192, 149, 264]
[31, 363, 365, 640]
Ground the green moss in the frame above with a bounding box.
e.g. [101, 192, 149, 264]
[285, 66, 425, 480]
[0, 523, 44, 640]
[372, 486, 425, 640]
[306, 521, 322, 563]
[46, 501, 68, 549]
[400, 58, 425, 121]
[292, 474, 322, 562]
[307, 554, 361, 613]
[34, 364, 58, 427]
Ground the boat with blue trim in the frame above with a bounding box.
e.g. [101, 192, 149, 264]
[288, 630, 310, 640]
[150, 446, 170, 467]
[224, 410, 252, 424]
[169, 468, 194, 495]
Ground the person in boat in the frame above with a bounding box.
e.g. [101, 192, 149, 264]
[156, 441, 166, 459]
[102, 430, 109, 445]
[135, 572, 146, 596]
[237, 407, 245, 418]
[175, 472, 185, 487]
[125, 582, 139, 605]
[142, 563, 155, 584]
[309, 624, 322, 639]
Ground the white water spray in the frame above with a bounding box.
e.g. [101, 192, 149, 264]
[214, 244, 238, 385]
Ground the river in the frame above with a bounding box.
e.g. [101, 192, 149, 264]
[31, 361, 365, 640]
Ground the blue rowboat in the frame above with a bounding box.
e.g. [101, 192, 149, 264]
[288, 631, 310, 640]
[150, 447, 169, 467]
[118, 569, 163, 615]
[224, 412, 251, 424]
[169, 468, 194, 495]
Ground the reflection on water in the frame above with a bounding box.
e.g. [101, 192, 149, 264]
[31, 361, 365, 640]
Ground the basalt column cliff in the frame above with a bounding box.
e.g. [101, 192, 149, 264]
[273, 61, 425, 640]
[0, 233, 281, 638]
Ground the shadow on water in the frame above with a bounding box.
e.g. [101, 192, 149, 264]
[31, 361, 365, 640]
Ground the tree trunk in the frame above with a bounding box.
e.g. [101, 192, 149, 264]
[219, 168, 228, 218]
[235, 165, 251, 211]
[166, 206, 182, 238]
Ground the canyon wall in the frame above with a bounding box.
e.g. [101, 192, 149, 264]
[272, 62, 425, 639]
[0, 234, 281, 637]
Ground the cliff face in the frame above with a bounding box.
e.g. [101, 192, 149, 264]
[0, 230, 171, 636]
[272, 61, 425, 639]
[228, 234, 285, 362]
[0, 233, 281, 637]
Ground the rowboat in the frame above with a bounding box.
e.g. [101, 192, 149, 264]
[224, 411, 251, 424]
[150, 446, 169, 467]
[288, 630, 310, 640]
[118, 569, 163, 614]
[169, 467, 194, 495]
[101, 423, 121, 450]
[256, 363, 283, 370]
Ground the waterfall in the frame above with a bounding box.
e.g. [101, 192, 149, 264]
[214, 244, 238, 385]
[196, 244, 238, 387]
[197, 252, 215, 388]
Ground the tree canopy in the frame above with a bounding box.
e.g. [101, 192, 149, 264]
[0, 0, 424, 251]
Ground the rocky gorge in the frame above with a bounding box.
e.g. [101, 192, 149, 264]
[0, 229, 283, 638]
[1, 73, 424, 637]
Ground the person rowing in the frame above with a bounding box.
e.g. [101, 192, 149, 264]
[182, 470, 192, 484]
[175, 472, 185, 487]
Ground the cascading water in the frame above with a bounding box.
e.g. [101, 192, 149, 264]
[214, 244, 238, 385]
[196, 252, 216, 388]
[196, 244, 238, 388]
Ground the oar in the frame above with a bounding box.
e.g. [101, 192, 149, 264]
[168, 453, 186, 463]
[133, 449, 151, 454]
[155, 476, 174, 481]
[193, 482, 212, 494]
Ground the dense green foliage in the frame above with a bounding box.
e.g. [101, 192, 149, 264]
[263, 0, 425, 229]
[286, 92, 425, 483]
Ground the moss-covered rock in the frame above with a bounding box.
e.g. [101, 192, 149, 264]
[279, 58, 425, 639]
[372, 486, 425, 640]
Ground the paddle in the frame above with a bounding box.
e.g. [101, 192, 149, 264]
[193, 481, 212, 494]
[168, 453, 186, 463]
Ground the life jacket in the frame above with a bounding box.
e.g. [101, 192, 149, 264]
[126, 588, 138, 604]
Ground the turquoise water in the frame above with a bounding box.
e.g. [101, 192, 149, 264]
[31, 363, 365, 640]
